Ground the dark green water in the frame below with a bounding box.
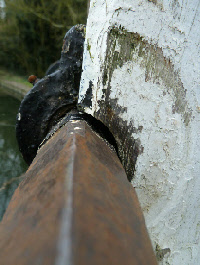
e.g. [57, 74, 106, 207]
[0, 88, 28, 220]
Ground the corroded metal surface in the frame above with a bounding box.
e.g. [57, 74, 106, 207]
[0, 120, 157, 265]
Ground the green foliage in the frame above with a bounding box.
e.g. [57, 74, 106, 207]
[0, 0, 87, 76]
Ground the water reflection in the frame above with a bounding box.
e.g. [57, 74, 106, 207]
[0, 89, 27, 220]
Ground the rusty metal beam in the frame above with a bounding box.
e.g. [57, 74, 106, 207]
[0, 119, 157, 265]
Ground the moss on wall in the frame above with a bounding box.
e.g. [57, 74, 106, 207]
[102, 26, 192, 125]
[92, 25, 192, 180]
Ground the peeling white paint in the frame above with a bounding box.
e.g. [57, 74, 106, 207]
[79, 0, 200, 264]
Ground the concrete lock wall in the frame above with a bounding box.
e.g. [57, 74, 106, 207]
[78, 0, 200, 264]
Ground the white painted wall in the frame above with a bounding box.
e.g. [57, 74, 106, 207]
[79, 1, 200, 264]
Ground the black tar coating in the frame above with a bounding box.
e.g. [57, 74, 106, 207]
[45, 60, 60, 76]
[79, 80, 93, 109]
[16, 25, 85, 165]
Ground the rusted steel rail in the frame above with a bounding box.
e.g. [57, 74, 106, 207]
[0, 119, 157, 265]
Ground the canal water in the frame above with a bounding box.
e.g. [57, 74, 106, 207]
[0, 87, 27, 220]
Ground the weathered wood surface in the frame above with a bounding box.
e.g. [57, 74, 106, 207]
[0, 119, 157, 265]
